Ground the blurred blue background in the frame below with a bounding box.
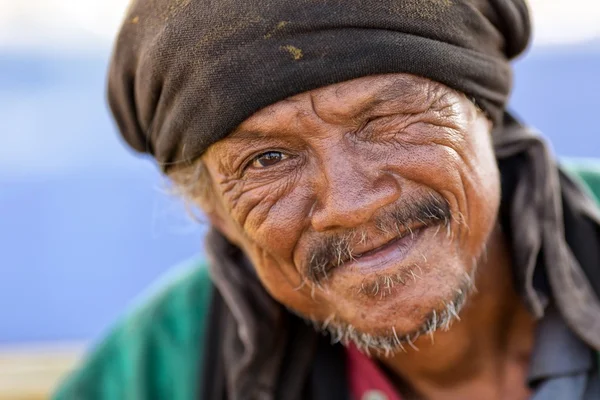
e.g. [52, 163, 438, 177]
[1, 3, 599, 345]
[0, 49, 208, 344]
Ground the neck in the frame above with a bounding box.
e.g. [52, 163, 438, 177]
[379, 223, 536, 400]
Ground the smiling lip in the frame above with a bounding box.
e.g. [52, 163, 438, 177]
[343, 226, 426, 273]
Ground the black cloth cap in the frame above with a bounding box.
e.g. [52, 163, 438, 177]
[108, 0, 531, 171]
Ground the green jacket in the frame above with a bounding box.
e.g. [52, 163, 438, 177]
[53, 162, 600, 400]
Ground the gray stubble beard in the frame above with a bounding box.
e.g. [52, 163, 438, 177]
[305, 259, 478, 358]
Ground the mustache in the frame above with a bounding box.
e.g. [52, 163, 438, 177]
[304, 193, 451, 284]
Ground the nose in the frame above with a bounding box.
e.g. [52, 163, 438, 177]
[310, 157, 401, 232]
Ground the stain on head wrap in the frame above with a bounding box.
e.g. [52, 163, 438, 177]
[108, 0, 531, 171]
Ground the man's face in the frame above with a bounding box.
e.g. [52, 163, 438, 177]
[202, 73, 500, 352]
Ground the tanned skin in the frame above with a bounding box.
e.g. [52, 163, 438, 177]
[197, 73, 536, 400]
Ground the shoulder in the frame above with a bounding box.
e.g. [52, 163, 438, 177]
[52, 257, 213, 400]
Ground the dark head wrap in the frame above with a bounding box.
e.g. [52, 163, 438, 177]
[108, 0, 530, 171]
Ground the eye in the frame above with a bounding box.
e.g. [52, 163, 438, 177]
[250, 151, 288, 169]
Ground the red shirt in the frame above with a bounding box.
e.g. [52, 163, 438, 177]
[346, 343, 404, 400]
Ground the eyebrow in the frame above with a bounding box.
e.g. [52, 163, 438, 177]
[348, 76, 441, 121]
[229, 76, 442, 140]
[224, 129, 297, 153]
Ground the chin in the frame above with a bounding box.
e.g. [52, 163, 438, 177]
[314, 235, 479, 354]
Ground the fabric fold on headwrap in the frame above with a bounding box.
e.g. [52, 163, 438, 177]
[494, 113, 600, 349]
[202, 114, 600, 399]
[107, 0, 530, 171]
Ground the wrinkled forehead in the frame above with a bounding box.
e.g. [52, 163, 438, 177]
[233, 73, 462, 134]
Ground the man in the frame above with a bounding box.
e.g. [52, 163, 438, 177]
[55, 0, 600, 399]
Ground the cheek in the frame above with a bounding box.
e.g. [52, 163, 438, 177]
[219, 170, 308, 256]
[244, 245, 334, 319]
[238, 181, 311, 261]
[223, 175, 333, 317]
[381, 123, 500, 255]
[458, 122, 501, 249]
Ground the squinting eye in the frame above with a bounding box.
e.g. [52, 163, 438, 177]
[250, 151, 288, 169]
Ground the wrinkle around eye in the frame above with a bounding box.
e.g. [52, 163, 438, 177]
[356, 111, 426, 141]
[242, 153, 303, 180]
[213, 138, 295, 178]
[249, 151, 288, 169]
[358, 93, 464, 139]
[234, 169, 305, 234]
[218, 158, 305, 226]
[409, 121, 467, 151]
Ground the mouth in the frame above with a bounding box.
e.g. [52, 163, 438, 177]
[343, 225, 427, 273]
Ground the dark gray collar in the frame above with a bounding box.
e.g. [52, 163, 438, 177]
[529, 305, 598, 400]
